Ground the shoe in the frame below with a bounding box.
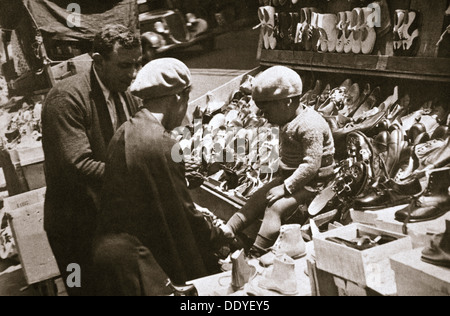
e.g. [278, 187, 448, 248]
[231, 249, 257, 290]
[258, 224, 306, 267]
[314, 83, 331, 111]
[290, 12, 301, 50]
[395, 168, 450, 222]
[348, 83, 372, 118]
[338, 83, 360, 117]
[258, 6, 276, 50]
[258, 254, 298, 295]
[350, 7, 363, 54]
[300, 80, 322, 107]
[336, 11, 348, 53]
[310, 11, 320, 52]
[352, 86, 381, 121]
[400, 10, 421, 57]
[421, 220, 450, 268]
[278, 11, 293, 50]
[360, 7, 377, 54]
[393, 9, 406, 56]
[431, 125, 450, 140]
[343, 11, 353, 53]
[353, 177, 423, 211]
[317, 13, 338, 52]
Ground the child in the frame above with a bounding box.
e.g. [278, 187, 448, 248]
[220, 66, 336, 257]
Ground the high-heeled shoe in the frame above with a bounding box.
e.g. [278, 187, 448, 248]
[393, 9, 406, 56]
[400, 10, 421, 57]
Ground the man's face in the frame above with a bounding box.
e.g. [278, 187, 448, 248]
[96, 43, 142, 92]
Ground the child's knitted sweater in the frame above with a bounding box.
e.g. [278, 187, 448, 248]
[280, 106, 335, 194]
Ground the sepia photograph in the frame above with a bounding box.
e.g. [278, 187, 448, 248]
[0, 0, 449, 301]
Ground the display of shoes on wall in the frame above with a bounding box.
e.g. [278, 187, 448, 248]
[393, 9, 421, 56]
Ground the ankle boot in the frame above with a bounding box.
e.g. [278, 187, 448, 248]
[259, 224, 306, 267]
[395, 168, 450, 223]
[231, 249, 257, 290]
[360, 7, 377, 54]
[258, 254, 298, 295]
[421, 220, 450, 268]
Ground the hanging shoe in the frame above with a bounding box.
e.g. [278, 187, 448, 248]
[400, 10, 421, 57]
[257, 6, 270, 50]
[360, 7, 377, 54]
[258, 254, 298, 295]
[258, 224, 306, 267]
[278, 11, 293, 50]
[231, 249, 257, 290]
[343, 11, 353, 53]
[265, 7, 278, 50]
[350, 7, 363, 54]
[393, 9, 406, 56]
[318, 13, 338, 53]
[310, 11, 321, 52]
[395, 168, 450, 223]
[335, 11, 348, 53]
[421, 220, 450, 268]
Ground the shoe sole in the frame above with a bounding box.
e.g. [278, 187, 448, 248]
[421, 256, 450, 268]
[395, 210, 450, 223]
[355, 198, 411, 211]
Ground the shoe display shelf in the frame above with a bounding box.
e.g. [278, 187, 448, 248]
[390, 248, 450, 296]
[257, 0, 450, 83]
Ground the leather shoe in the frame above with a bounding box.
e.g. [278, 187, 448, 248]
[421, 220, 450, 268]
[354, 177, 422, 211]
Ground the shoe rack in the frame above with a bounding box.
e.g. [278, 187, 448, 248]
[256, 0, 450, 83]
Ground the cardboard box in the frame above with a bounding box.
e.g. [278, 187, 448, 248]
[16, 145, 46, 190]
[313, 223, 413, 295]
[390, 248, 450, 296]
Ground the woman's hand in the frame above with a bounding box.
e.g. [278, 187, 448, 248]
[266, 184, 288, 206]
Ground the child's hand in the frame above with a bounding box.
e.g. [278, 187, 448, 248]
[266, 184, 287, 205]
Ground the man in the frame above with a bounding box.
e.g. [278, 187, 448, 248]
[220, 66, 336, 257]
[93, 58, 222, 296]
[41, 24, 142, 296]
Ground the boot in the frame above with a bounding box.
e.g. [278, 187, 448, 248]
[258, 224, 306, 267]
[258, 254, 298, 295]
[353, 176, 423, 211]
[421, 220, 450, 268]
[231, 249, 257, 290]
[395, 168, 450, 223]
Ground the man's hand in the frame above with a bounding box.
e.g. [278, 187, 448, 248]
[266, 184, 287, 206]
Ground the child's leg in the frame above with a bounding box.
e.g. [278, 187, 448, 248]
[224, 177, 284, 237]
[253, 188, 315, 252]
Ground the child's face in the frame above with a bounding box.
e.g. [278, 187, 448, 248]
[256, 100, 292, 126]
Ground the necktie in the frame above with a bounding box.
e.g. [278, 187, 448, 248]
[112, 92, 127, 130]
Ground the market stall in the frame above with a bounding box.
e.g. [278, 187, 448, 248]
[185, 0, 450, 296]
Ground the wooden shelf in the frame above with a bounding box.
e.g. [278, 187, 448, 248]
[259, 49, 450, 83]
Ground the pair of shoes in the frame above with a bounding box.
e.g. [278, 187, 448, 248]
[246, 254, 298, 296]
[258, 224, 306, 267]
[393, 9, 421, 56]
[295, 7, 319, 51]
[395, 168, 450, 223]
[421, 220, 450, 268]
[336, 7, 377, 54]
[257, 6, 277, 50]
